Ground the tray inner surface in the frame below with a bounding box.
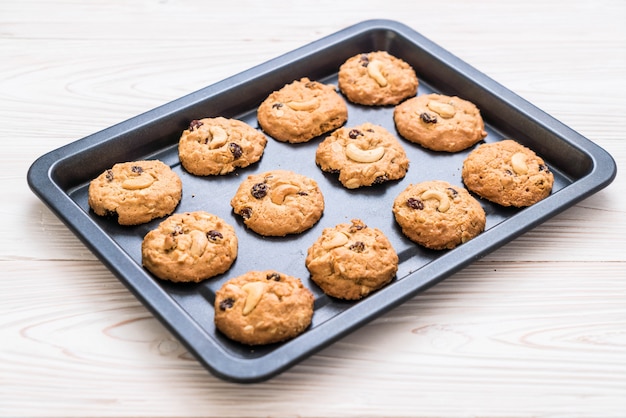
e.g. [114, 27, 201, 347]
[40, 23, 601, 380]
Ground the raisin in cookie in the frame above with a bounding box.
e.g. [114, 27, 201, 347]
[394, 93, 488, 152]
[88, 160, 182, 225]
[257, 77, 348, 143]
[178, 117, 267, 176]
[315, 122, 409, 189]
[214, 270, 315, 345]
[230, 170, 324, 236]
[141, 211, 238, 283]
[305, 219, 398, 300]
[392, 180, 486, 250]
[462, 139, 554, 207]
[338, 51, 418, 106]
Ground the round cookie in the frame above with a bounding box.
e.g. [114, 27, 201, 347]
[257, 77, 348, 143]
[178, 117, 267, 176]
[305, 219, 398, 300]
[214, 270, 315, 345]
[141, 211, 238, 283]
[88, 160, 182, 226]
[461, 139, 554, 207]
[230, 170, 324, 236]
[338, 51, 418, 106]
[393, 93, 488, 152]
[392, 180, 486, 250]
[315, 122, 410, 189]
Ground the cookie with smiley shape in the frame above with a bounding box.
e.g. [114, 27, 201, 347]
[315, 122, 409, 189]
[230, 170, 325, 236]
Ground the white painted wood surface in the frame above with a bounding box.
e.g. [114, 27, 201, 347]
[2, 0, 625, 416]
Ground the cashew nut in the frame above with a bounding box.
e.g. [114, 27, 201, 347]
[426, 100, 456, 119]
[208, 125, 228, 149]
[286, 98, 320, 111]
[511, 152, 529, 175]
[367, 60, 388, 87]
[122, 173, 155, 190]
[421, 189, 451, 213]
[189, 230, 208, 258]
[241, 281, 266, 316]
[345, 143, 385, 163]
[270, 184, 300, 205]
[322, 232, 350, 250]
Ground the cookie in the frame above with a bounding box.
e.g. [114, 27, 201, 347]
[338, 51, 418, 106]
[141, 211, 238, 283]
[305, 219, 398, 300]
[230, 170, 324, 236]
[393, 93, 488, 152]
[214, 270, 315, 345]
[315, 122, 409, 189]
[392, 180, 486, 250]
[461, 139, 554, 207]
[257, 77, 348, 143]
[178, 117, 267, 176]
[88, 160, 182, 225]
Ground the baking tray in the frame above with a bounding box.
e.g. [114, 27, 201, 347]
[27, 19, 617, 383]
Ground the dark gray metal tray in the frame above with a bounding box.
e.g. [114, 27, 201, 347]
[27, 20, 616, 383]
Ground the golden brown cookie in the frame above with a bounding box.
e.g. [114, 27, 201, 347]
[256, 77, 348, 143]
[461, 139, 554, 207]
[88, 160, 182, 225]
[230, 170, 324, 236]
[305, 219, 398, 300]
[392, 180, 486, 250]
[214, 270, 315, 345]
[315, 122, 409, 189]
[178, 117, 267, 176]
[141, 211, 238, 283]
[393, 93, 488, 152]
[338, 51, 418, 106]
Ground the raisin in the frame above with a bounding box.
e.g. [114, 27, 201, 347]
[305, 81, 318, 89]
[228, 142, 243, 159]
[171, 225, 183, 236]
[131, 165, 143, 174]
[349, 241, 365, 253]
[105, 169, 114, 182]
[219, 298, 235, 311]
[349, 129, 363, 139]
[266, 272, 281, 281]
[359, 54, 370, 67]
[407, 198, 424, 210]
[420, 112, 437, 124]
[104, 209, 118, 219]
[207, 230, 223, 241]
[539, 164, 549, 172]
[297, 191, 309, 196]
[373, 174, 388, 185]
[251, 182, 268, 199]
[349, 220, 366, 233]
[447, 187, 458, 197]
[272, 103, 283, 109]
[189, 119, 203, 131]
[505, 169, 513, 175]
[239, 207, 252, 219]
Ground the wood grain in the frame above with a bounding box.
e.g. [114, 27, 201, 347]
[2, 0, 626, 416]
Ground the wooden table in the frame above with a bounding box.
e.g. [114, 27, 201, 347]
[2, 0, 625, 416]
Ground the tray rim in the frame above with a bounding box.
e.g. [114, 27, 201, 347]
[27, 19, 617, 383]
